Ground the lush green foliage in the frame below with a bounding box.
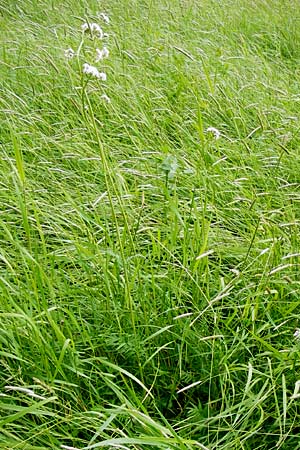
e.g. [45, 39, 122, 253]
[1, 0, 300, 448]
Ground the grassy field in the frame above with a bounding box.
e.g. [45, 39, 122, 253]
[1, 0, 300, 448]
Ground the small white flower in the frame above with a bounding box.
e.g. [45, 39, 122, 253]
[95, 46, 109, 62]
[206, 127, 221, 140]
[98, 12, 110, 24]
[99, 72, 107, 81]
[291, 380, 300, 399]
[83, 63, 98, 76]
[294, 329, 300, 340]
[64, 48, 75, 59]
[101, 93, 111, 103]
[83, 63, 106, 80]
[81, 22, 103, 39]
[91, 23, 103, 38]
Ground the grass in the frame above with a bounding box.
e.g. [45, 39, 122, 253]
[1, 0, 300, 448]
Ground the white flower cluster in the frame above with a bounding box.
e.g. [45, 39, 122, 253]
[206, 126, 221, 140]
[63, 12, 111, 103]
[81, 22, 104, 39]
[98, 12, 109, 24]
[64, 48, 75, 59]
[100, 93, 111, 103]
[81, 14, 111, 102]
[294, 329, 300, 340]
[83, 63, 106, 80]
[95, 46, 109, 62]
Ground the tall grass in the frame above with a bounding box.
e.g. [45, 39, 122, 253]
[1, 0, 300, 448]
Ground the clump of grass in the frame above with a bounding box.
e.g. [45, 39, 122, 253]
[1, 0, 300, 449]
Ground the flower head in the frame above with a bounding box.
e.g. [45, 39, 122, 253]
[95, 46, 109, 62]
[101, 93, 111, 103]
[99, 72, 107, 81]
[294, 329, 300, 340]
[206, 127, 221, 140]
[64, 48, 75, 59]
[83, 63, 106, 80]
[98, 12, 110, 24]
[81, 22, 103, 39]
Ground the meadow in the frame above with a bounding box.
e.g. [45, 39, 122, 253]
[1, 0, 300, 448]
